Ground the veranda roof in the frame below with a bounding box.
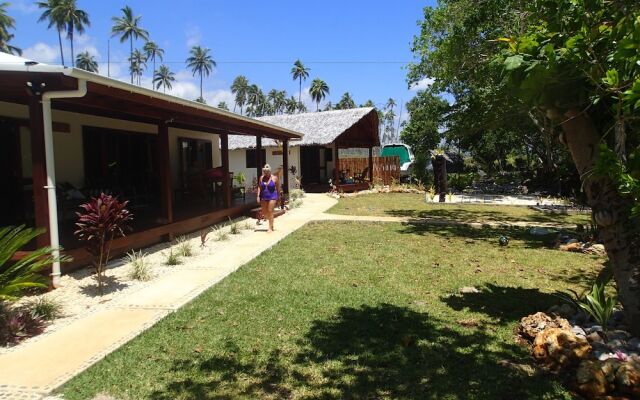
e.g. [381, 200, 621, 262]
[227, 107, 379, 149]
[0, 52, 302, 140]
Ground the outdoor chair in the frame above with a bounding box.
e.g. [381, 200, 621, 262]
[354, 167, 369, 183]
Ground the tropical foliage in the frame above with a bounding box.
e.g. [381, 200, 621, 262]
[143, 40, 163, 88]
[0, 225, 68, 301]
[153, 64, 174, 93]
[75, 193, 133, 293]
[186, 45, 216, 102]
[0, 2, 20, 55]
[309, 78, 329, 111]
[111, 6, 148, 84]
[290, 59, 310, 107]
[75, 50, 97, 72]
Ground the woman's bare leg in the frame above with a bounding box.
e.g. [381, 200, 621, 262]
[260, 200, 268, 225]
[267, 200, 276, 232]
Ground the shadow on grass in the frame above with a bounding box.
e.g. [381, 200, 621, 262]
[443, 284, 559, 324]
[150, 304, 566, 399]
[396, 221, 558, 249]
[386, 207, 581, 225]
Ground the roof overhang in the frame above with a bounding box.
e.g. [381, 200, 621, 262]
[0, 53, 302, 141]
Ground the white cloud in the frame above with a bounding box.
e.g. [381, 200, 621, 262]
[75, 34, 101, 59]
[185, 26, 201, 48]
[410, 77, 435, 91]
[22, 42, 59, 64]
[8, 0, 38, 14]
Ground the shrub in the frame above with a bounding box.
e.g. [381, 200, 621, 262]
[175, 236, 194, 257]
[27, 297, 63, 321]
[213, 226, 229, 241]
[427, 186, 437, 202]
[125, 251, 152, 281]
[75, 193, 133, 294]
[0, 225, 70, 301]
[289, 189, 305, 201]
[229, 221, 241, 235]
[0, 302, 45, 346]
[555, 273, 617, 333]
[163, 248, 182, 266]
[289, 199, 303, 209]
[200, 229, 210, 248]
[243, 220, 253, 230]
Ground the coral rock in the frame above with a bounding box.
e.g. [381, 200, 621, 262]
[532, 327, 591, 371]
[515, 312, 571, 344]
[615, 360, 640, 397]
[576, 360, 611, 398]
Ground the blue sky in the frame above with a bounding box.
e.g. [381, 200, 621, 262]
[7, 0, 436, 118]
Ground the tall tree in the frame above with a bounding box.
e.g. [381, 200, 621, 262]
[291, 59, 310, 108]
[186, 45, 215, 103]
[217, 101, 229, 111]
[336, 92, 356, 109]
[75, 50, 97, 72]
[153, 64, 174, 93]
[230, 75, 249, 114]
[111, 6, 149, 84]
[53, 0, 89, 67]
[143, 40, 163, 89]
[129, 48, 146, 85]
[361, 99, 375, 108]
[36, 0, 65, 65]
[0, 2, 19, 55]
[285, 96, 298, 114]
[309, 78, 329, 111]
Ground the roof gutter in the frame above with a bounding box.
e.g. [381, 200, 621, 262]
[42, 79, 87, 288]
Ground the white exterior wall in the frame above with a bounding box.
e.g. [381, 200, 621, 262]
[0, 100, 220, 190]
[228, 146, 300, 191]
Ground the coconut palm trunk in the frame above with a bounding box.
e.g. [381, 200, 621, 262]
[68, 22, 74, 67]
[129, 36, 133, 84]
[560, 109, 640, 335]
[57, 28, 64, 66]
[199, 71, 203, 100]
[299, 77, 302, 106]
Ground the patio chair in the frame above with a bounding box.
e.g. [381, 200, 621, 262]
[354, 167, 369, 183]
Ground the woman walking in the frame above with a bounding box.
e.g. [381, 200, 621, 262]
[257, 164, 280, 233]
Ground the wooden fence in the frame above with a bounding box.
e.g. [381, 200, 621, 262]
[338, 156, 400, 186]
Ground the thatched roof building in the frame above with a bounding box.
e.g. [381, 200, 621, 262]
[228, 107, 380, 149]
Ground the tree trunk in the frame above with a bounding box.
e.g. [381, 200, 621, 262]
[69, 24, 75, 67]
[57, 29, 65, 66]
[561, 109, 640, 335]
[130, 37, 134, 84]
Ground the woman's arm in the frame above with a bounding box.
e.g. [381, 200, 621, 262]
[256, 175, 262, 202]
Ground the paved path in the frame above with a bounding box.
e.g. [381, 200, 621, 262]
[0, 194, 338, 400]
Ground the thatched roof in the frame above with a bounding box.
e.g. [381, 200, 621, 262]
[228, 107, 379, 150]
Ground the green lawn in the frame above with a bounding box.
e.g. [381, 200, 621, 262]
[329, 193, 591, 225]
[59, 221, 603, 399]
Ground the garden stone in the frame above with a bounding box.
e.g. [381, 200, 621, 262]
[591, 342, 608, 353]
[607, 339, 627, 351]
[615, 360, 640, 397]
[607, 330, 631, 341]
[575, 360, 610, 398]
[628, 338, 640, 352]
[557, 304, 574, 318]
[587, 332, 604, 344]
[612, 309, 625, 322]
[585, 325, 603, 334]
[459, 286, 480, 294]
[532, 327, 591, 371]
[571, 326, 586, 338]
[515, 312, 571, 343]
[598, 352, 616, 361]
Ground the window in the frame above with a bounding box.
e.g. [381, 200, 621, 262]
[325, 148, 333, 162]
[246, 149, 267, 168]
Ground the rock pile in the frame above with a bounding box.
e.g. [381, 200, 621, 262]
[516, 311, 640, 398]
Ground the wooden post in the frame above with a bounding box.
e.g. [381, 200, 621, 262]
[255, 135, 262, 180]
[334, 144, 340, 182]
[282, 139, 289, 195]
[368, 146, 374, 183]
[158, 122, 173, 225]
[29, 94, 50, 248]
[221, 133, 231, 208]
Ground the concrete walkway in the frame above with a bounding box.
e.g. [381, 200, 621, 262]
[0, 194, 338, 400]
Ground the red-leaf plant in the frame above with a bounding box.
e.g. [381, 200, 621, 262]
[75, 193, 133, 293]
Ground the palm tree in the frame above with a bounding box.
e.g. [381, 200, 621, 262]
[53, 0, 90, 67]
[143, 40, 163, 89]
[37, 0, 65, 66]
[217, 101, 229, 111]
[309, 78, 329, 111]
[361, 99, 375, 107]
[323, 102, 333, 111]
[290, 59, 310, 107]
[186, 46, 216, 102]
[285, 96, 298, 114]
[153, 64, 174, 93]
[0, 2, 20, 55]
[76, 51, 97, 72]
[336, 92, 355, 109]
[129, 48, 146, 85]
[247, 84, 261, 112]
[230, 75, 249, 114]
[111, 6, 149, 84]
[386, 98, 396, 111]
[297, 102, 307, 113]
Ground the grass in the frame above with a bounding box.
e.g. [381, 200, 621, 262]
[59, 221, 603, 399]
[329, 193, 591, 225]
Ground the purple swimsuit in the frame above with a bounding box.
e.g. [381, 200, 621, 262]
[259, 177, 278, 201]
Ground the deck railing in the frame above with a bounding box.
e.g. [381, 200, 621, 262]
[338, 156, 400, 186]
